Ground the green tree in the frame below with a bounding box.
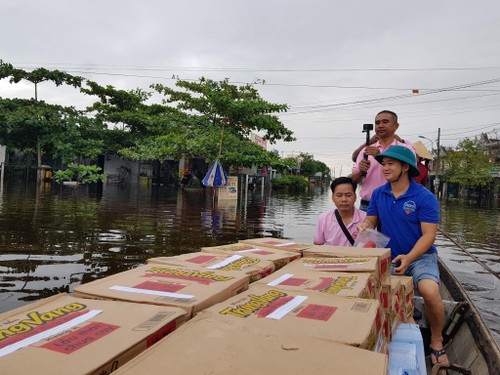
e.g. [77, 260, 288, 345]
[294, 153, 331, 180]
[82, 80, 186, 156]
[0, 98, 105, 166]
[152, 77, 294, 157]
[298, 153, 319, 176]
[51, 111, 107, 164]
[118, 77, 295, 169]
[0, 98, 65, 162]
[442, 138, 493, 187]
[11, 67, 83, 101]
[0, 60, 89, 175]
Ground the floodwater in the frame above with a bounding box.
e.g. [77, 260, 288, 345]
[0, 181, 499, 344]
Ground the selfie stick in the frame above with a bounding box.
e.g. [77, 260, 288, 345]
[360, 124, 373, 177]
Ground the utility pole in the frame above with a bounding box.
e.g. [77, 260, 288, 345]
[435, 128, 441, 198]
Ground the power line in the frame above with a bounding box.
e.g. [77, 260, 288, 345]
[441, 127, 498, 141]
[441, 123, 499, 137]
[11, 63, 500, 93]
[288, 122, 500, 141]
[13, 61, 500, 73]
[283, 78, 500, 115]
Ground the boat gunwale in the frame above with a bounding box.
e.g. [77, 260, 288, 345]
[439, 258, 500, 374]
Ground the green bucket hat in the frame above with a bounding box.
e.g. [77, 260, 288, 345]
[375, 145, 420, 177]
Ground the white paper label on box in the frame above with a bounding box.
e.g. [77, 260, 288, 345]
[110, 286, 194, 299]
[274, 242, 296, 247]
[235, 248, 263, 253]
[0, 309, 102, 358]
[266, 273, 294, 286]
[207, 255, 244, 269]
[303, 262, 366, 267]
[266, 296, 308, 320]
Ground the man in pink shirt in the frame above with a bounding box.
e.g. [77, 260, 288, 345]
[314, 177, 366, 246]
[352, 110, 415, 211]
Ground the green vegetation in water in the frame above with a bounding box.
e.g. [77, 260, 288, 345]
[53, 163, 106, 184]
[271, 175, 308, 191]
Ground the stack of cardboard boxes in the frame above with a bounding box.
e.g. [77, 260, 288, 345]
[4, 238, 424, 374]
[72, 263, 250, 319]
[147, 252, 275, 283]
[201, 241, 301, 270]
[0, 295, 187, 374]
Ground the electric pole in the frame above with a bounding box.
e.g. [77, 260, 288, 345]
[435, 128, 441, 198]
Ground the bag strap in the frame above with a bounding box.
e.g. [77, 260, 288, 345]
[334, 209, 355, 245]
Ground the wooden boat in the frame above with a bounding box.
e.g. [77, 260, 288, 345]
[414, 259, 500, 374]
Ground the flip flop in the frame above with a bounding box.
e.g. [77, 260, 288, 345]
[430, 347, 448, 365]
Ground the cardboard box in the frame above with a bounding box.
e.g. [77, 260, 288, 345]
[405, 289, 415, 322]
[383, 312, 400, 342]
[380, 275, 391, 314]
[257, 263, 378, 300]
[201, 243, 300, 270]
[204, 284, 384, 351]
[303, 245, 391, 279]
[238, 237, 311, 254]
[73, 264, 249, 318]
[295, 256, 381, 281]
[113, 317, 388, 375]
[0, 294, 186, 375]
[392, 275, 415, 321]
[390, 278, 405, 321]
[390, 278, 403, 306]
[147, 252, 275, 283]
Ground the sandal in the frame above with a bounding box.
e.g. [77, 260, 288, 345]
[430, 347, 448, 365]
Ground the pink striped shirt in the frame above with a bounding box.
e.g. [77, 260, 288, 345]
[352, 139, 415, 200]
[313, 208, 366, 246]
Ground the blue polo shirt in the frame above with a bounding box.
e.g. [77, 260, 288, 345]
[367, 179, 439, 259]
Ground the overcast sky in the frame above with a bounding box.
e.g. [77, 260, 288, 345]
[1, 0, 499, 175]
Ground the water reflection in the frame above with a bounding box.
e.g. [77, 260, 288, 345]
[0, 182, 498, 343]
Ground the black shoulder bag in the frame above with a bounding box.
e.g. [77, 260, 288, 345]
[334, 209, 355, 246]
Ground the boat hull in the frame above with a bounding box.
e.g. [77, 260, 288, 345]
[421, 259, 500, 374]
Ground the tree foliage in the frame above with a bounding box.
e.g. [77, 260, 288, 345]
[0, 98, 106, 164]
[152, 77, 294, 144]
[0, 61, 339, 178]
[0, 59, 83, 100]
[83, 81, 161, 132]
[296, 153, 331, 179]
[119, 77, 295, 168]
[53, 163, 106, 184]
[442, 138, 493, 186]
[271, 175, 308, 191]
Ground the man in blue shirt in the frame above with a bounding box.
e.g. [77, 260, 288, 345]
[358, 145, 448, 369]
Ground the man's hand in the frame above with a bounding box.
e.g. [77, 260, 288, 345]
[364, 146, 381, 157]
[359, 159, 370, 173]
[392, 254, 411, 275]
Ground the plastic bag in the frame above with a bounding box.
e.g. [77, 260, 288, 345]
[354, 228, 390, 248]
